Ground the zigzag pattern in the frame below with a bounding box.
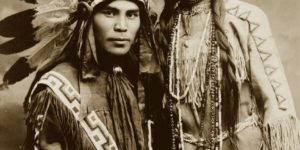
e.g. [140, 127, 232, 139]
[227, 6, 261, 33]
[226, 1, 287, 109]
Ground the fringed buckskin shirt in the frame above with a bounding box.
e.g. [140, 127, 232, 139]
[139, 0, 300, 150]
[24, 62, 145, 150]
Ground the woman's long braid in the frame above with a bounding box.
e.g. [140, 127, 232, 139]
[157, 0, 179, 69]
[156, 1, 180, 149]
[211, 0, 239, 132]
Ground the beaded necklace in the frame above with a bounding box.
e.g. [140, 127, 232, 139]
[166, 7, 223, 150]
[166, 9, 180, 150]
[168, 11, 211, 101]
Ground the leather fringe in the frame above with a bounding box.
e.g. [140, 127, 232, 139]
[25, 87, 95, 150]
[263, 115, 300, 150]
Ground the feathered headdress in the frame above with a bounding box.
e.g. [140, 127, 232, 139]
[0, 0, 152, 90]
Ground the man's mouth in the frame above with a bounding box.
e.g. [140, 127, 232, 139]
[108, 37, 130, 45]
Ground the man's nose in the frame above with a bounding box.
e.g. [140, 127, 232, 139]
[114, 16, 127, 32]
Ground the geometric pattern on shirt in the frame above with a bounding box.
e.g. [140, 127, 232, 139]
[28, 71, 81, 149]
[29, 71, 119, 149]
[226, 1, 288, 109]
[29, 71, 81, 119]
[81, 111, 119, 150]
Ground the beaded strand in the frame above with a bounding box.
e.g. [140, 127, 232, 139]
[208, 20, 219, 149]
[166, 6, 222, 150]
[166, 9, 180, 150]
[168, 11, 212, 101]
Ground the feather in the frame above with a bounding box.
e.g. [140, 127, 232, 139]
[2, 57, 35, 85]
[1, 27, 72, 87]
[23, 0, 38, 4]
[23, 0, 77, 5]
[0, 0, 78, 87]
[32, 29, 73, 71]
[32, 0, 78, 41]
[0, 9, 36, 38]
[0, 34, 38, 54]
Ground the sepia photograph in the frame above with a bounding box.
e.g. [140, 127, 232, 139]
[0, 0, 299, 149]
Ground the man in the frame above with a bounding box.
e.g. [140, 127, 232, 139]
[0, 0, 154, 149]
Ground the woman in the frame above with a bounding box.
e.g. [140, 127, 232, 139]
[141, 0, 300, 149]
[0, 0, 154, 149]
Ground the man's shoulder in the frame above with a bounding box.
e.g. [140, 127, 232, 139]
[39, 62, 80, 91]
[26, 62, 81, 119]
[52, 62, 78, 78]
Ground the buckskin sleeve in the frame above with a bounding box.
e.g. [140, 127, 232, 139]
[25, 86, 84, 150]
[245, 3, 300, 150]
[25, 87, 65, 150]
[225, 0, 300, 149]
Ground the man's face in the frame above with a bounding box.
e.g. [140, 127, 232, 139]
[93, 0, 141, 55]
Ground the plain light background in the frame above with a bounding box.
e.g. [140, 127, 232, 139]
[0, 0, 299, 149]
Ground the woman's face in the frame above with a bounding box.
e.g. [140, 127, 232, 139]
[93, 0, 141, 55]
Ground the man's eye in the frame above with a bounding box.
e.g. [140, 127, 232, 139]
[102, 10, 115, 17]
[127, 12, 139, 19]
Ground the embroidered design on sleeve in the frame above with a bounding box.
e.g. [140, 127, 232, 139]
[226, 1, 288, 110]
[257, 50, 272, 62]
[227, 6, 239, 16]
[227, 5, 260, 33]
[270, 80, 281, 90]
[253, 36, 267, 47]
[264, 66, 277, 76]
[238, 11, 251, 20]
[248, 21, 260, 33]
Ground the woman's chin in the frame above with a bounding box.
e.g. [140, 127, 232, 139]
[106, 47, 130, 56]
